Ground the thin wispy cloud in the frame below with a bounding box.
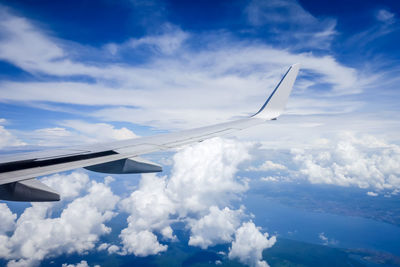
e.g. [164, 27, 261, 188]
[0, 6, 379, 134]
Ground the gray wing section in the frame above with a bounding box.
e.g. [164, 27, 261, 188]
[0, 64, 300, 201]
[0, 118, 263, 185]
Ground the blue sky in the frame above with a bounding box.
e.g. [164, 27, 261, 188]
[0, 0, 399, 147]
[1, 1, 400, 266]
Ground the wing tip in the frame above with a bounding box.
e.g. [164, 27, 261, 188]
[252, 63, 301, 120]
[291, 63, 301, 68]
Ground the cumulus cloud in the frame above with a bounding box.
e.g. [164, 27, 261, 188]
[119, 173, 175, 256]
[167, 138, 250, 214]
[245, 131, 400, 195]
[107, 245, 120, 254]
[119, 229, 167, 256]
[229, 221, 276, 267]
[117, 137, 276, 265]
[0, 172, 119, 267]
[0, 204, 16, 235]
[0, 137, 279, 266]
[96, 242, 120, 254]
[292, 132, 400, 193]
[118, 138, 252, 255]
[188, 206, 243, 249]
[40, 172, 90, 199]
[97, 243, 109, 251]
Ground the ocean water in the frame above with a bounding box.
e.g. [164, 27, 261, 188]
[244, 193, 400, 256]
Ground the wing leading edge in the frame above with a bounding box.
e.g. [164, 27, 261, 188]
[0, 64, 300, 201]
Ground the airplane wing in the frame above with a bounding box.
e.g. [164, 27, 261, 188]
[0, 64, 300, 201]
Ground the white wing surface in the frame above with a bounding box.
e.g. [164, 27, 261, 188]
[0, 64, 300, 201]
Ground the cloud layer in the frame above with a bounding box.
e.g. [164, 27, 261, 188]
[293, 132, 400, 192]
[116, 137, 275, 265]
[116, 137, 275, 267]
[251, 132, 400, 194]
[0, 138, 276, 267]
[0, 173, 119, 267]
[229, 221, 276, 267]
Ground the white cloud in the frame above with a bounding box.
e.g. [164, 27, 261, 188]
[32, 127, 72, 146]
[247, 160, 287, 172]
[96, 242, 120, 254]
[118, 137, 269, 258]
[61, 120, 138, 141]
[7, 259, 36, 267]
[260, 176, 279, 182]
[40, 172, 89, 199]
[167, 138, 250, 214]
[260, 176, 291, 183]
[119, 174, 175, 232]
[367, 191, 378, 197]
[107, 245, 120, 254]
[229, 221, 276, 267]
[0, 204, 16, 235]
[0, 8, 65, 74]
[118, 173, 175, 256]
[20, 121, 138, 147]
[2, 137, 273, 264]
[0, 172, 119, 267]
[104, 176, 115, 185]
[188, 206, 243, 249]
[0, 47, 364, 129]
[97, 243, 109, 251]
[292, 132, 400, 192]
[119, 229, 167, 257]
[34, 127, 71, 137]
[318, 232, 338, 246]
[0, 125, 26, 148]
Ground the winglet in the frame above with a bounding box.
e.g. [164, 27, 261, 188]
[252, 63, 300, 120]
